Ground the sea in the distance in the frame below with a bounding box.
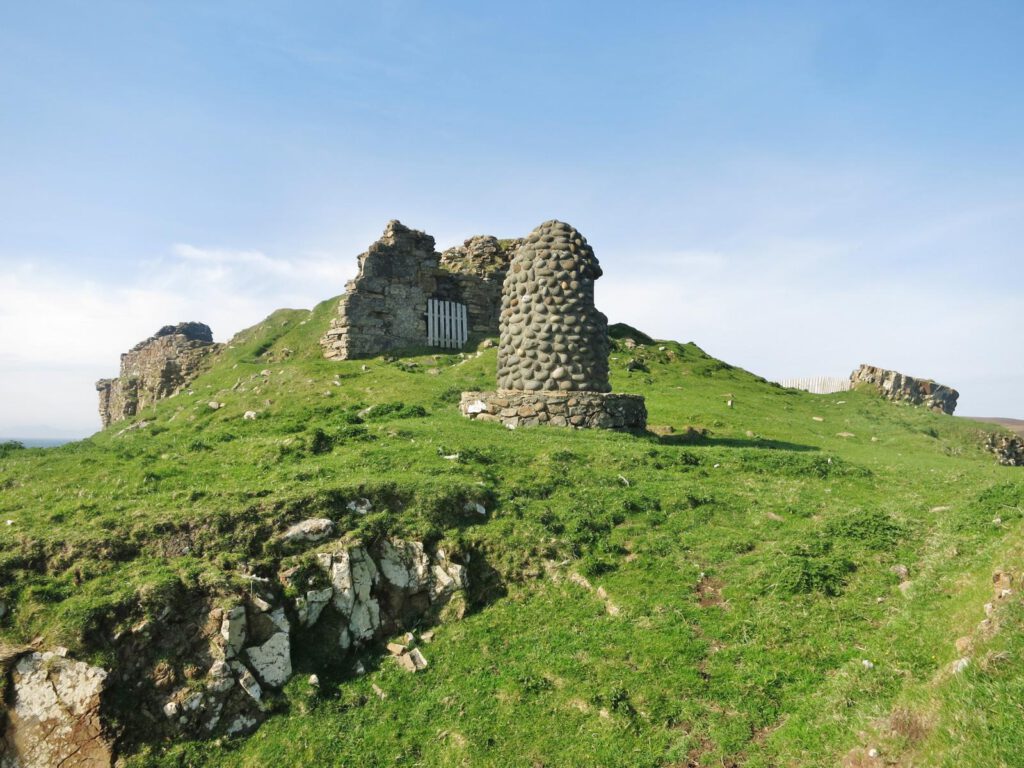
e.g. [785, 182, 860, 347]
[1, 437, 76, 448]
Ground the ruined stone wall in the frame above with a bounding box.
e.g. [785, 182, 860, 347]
[320, 224, 516, 361]
[96, 322, 219, 428]
[850, 364, 959, 415]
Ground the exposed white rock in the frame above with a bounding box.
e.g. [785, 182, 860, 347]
[220, 605, 247, 658]
[206, 660, 235, 693]
[282, 517, 334, 545]
[230, 661, 262, 702]
[378, 539, 430, 590]
[245, 632, 292, 688]
[4, 651, 111, 768]
[269, 607, 291, 633]
[226, 714, 259, 736]
[243, 410, 258, 420]
[163, 700, 180, 718]
[303, 587, 333, 627]
[347, 498, 373, 515]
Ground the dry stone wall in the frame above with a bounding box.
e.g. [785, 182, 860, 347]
[850, 364, 959, 414]
[320, 223, 515, 360]
[985, 433, 1024, 466]
[460, 391, 646, 430]
[498, 220, 610, 392]
[96, 322, 219, 428]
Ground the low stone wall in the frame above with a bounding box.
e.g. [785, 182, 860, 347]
[850, 364, 959, 415]
[460, 390, 647, 430]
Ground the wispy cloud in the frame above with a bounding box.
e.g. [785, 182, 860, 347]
[0, 246, 356, 436]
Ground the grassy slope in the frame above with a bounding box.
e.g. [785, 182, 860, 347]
[1, 299, 1022, 767]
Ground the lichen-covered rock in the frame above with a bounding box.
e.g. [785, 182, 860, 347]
[2, 651, 111, 768]
[219, 605, 247, 658]
[850, 364, 959, 414]
[497, 220, 610, 393]
[281, 518, 335, 546]
[96, 322, 219, 427]
[245, 632, 292, 688]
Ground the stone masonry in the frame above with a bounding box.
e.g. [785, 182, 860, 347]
[461, 220, 646, 431]
[497, 220, 610, 392]
[320, 222, 519, 360]
[96, 322, 219, 428]
[850, 364, 959, 415]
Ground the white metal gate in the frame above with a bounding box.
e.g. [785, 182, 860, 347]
[426, 298, 468, 349]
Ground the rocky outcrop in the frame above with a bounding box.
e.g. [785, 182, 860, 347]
[498, 220, 609, 392]
[850, 364, 959, 414]
[984, 433, 1024, 466]
[320, 222, 514, 360]
[96, 322, 219, 427]
[44, 534, 469, 762]
[1, 650, 112, 768]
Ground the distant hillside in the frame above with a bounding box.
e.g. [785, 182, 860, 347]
[962, 416, 1024, 437]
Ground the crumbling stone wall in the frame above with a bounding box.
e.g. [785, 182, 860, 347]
[850, 364, 959, 414]
[96, 322, 219, 428]
[320, 223, 516, 360]
[497, 220, 610, 392]
[985, 433, 1024, 466]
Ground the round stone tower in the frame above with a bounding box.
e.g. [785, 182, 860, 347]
[497, 220, 610, 392]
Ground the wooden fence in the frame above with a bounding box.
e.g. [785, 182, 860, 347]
[777, 376, 853, 395]
[426, 299, 468, 349]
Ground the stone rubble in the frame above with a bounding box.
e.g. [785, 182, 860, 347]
[984, 432, 1024, 466]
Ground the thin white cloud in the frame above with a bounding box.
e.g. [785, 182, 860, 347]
[0, 246, 356, 436]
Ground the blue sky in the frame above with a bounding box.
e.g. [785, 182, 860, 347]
[1, 1, 1022, 436]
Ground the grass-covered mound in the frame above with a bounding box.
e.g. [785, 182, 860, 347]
[1, 299, 1022, 767]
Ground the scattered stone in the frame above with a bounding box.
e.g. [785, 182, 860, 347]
[408, 648, 428, 670]
[163, 700, 179, 718]
[243, 410, 258, 420]
[372, 683, 387, 700]
[812, 416, 824, 422]
[890, 564, 910, 581]
[952, 657, 970, 674]
[308, 674, 320, 687]
[387, 642, 408, 656]
[464, 501, 487, 515]
[420, 630, 435, 644]
[861, 659, 874, 670]
[347, 498, 373, 515]
[208, 401, 222, 410]
[836, 432, 855, 438]
[281, 517, 335, 545]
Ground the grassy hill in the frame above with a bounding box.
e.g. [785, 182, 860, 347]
[1, 300, 1022, 767]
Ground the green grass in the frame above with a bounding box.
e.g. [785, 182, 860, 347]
[1, 302, 1022, 767]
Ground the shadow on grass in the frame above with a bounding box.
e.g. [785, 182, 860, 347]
[645, 430, 818, 452]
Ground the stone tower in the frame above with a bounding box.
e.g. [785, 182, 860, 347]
[497, 220, 610, 392]
[460, 220, 646, 430]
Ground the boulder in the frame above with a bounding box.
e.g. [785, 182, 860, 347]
[2, 651, 111, 768]
[245, 632, 292, 688]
